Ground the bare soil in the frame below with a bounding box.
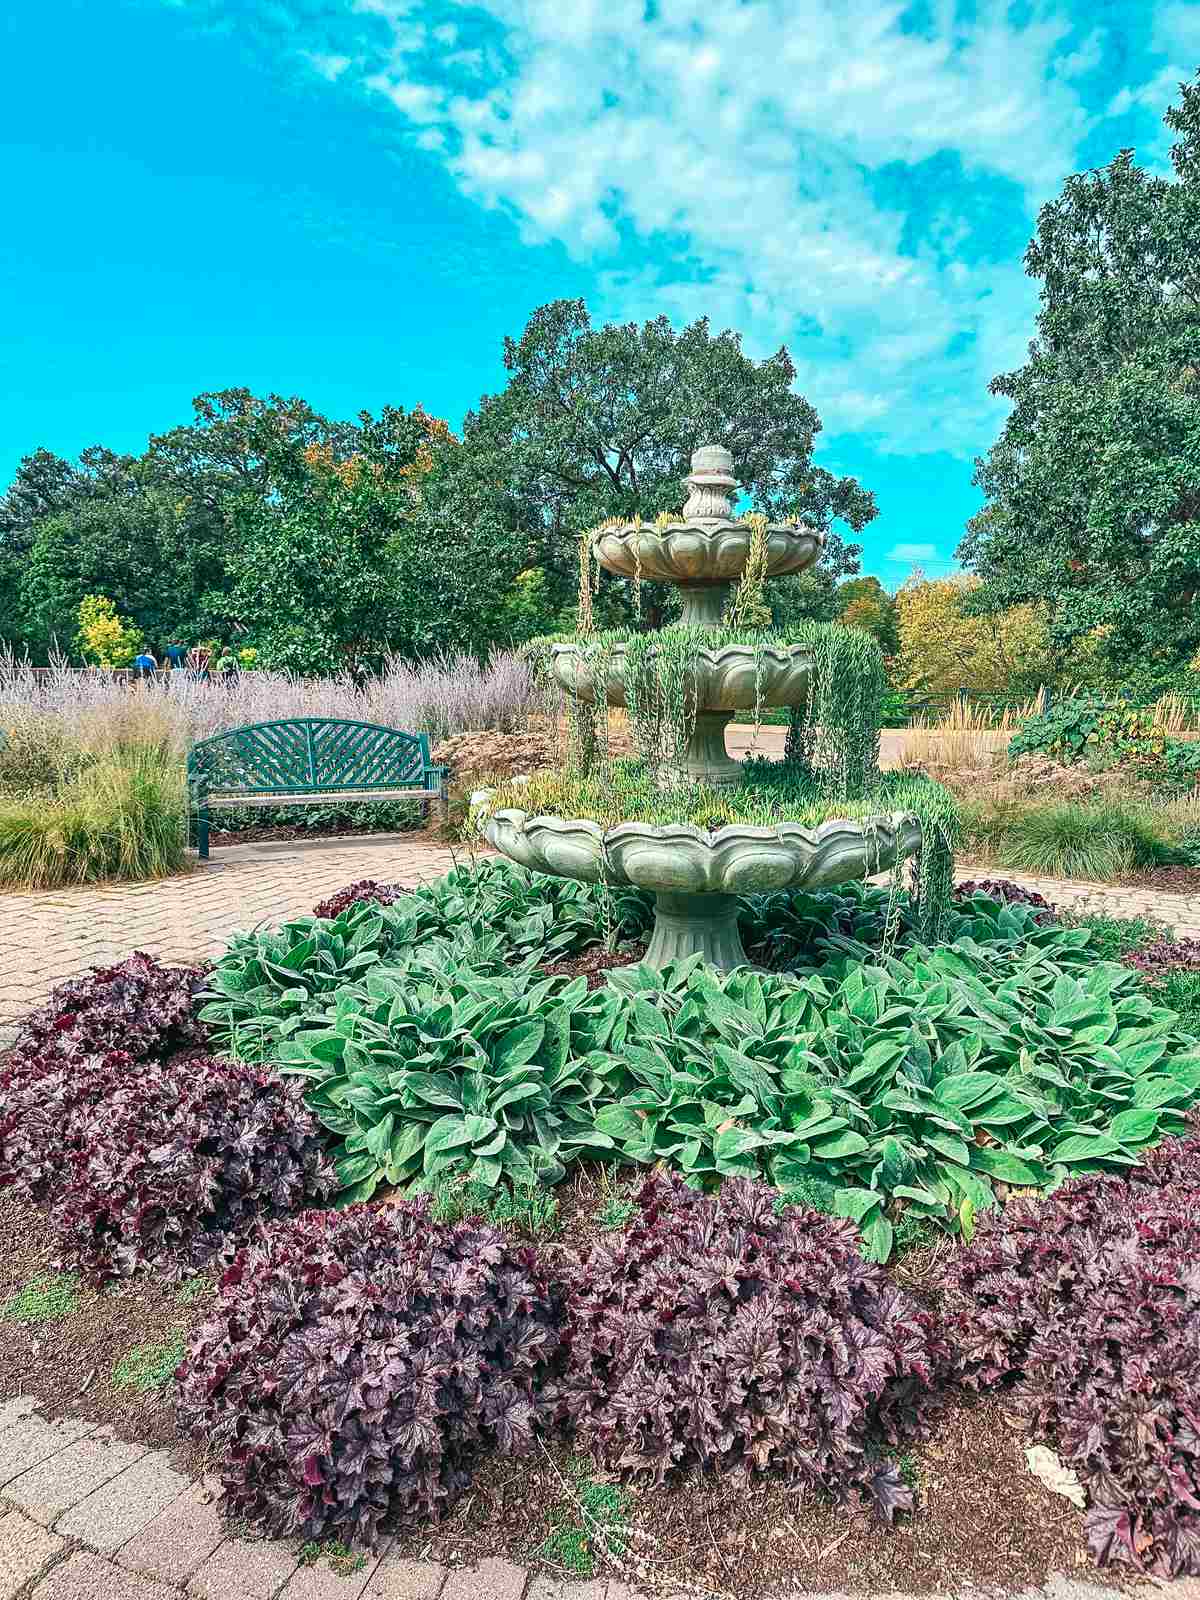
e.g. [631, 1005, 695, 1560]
[539, 944, 647, 989]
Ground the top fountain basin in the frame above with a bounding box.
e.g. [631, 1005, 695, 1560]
[592, 520, 823, 588]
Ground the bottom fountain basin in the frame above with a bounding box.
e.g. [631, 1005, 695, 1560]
[484, 809, 923, 896]
[484, 808, 923, 971]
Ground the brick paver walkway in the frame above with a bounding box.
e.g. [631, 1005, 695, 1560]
[2, 828, 1200, 1033]
[0, 835, 470, 1029]
[0, 1396, 1147, 1600]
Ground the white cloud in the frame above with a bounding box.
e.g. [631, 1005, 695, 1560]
[282, 0, 1180, 456]
[303, 51, 351, 81]
[886, 542, 940, 563]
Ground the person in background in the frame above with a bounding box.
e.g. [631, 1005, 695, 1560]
[132, 646, 158, 681]
[164, 641, 187, 670]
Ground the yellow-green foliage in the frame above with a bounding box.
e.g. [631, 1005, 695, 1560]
[75, 594, 142, 669]
[490, 758, 954, 835]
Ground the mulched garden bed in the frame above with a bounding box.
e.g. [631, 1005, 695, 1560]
[0, 1173, 1127, 1596]
[385, 1399, 1119, 1597]
[0, 1190, 214, 1452]
[538, 944, 647, 989]
[1120, 864, 1200, 893]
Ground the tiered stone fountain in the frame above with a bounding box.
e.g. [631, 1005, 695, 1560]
[485, 445, 923, 971]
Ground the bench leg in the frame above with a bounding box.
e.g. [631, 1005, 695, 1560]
[197, 800, 210, 861]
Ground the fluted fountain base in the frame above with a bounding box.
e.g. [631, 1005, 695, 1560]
[642, 890, 752, 971]
[671, 711, 741, 788]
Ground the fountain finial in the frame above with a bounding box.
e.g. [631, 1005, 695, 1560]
[682, 444, 737, 520]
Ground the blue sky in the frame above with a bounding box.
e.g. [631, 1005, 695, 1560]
[2, 0, 1196, 584]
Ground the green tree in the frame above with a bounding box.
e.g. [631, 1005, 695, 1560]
[463, 300, 875, 625]
[834, 575, 900, 655]
[226, 406, 513, 671]
[21, 490, 223, 656]
[959, 73, 1200, 680]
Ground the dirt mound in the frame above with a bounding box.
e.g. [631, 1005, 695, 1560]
[433, 723, 636, 782]
[431, 729, 558, 781]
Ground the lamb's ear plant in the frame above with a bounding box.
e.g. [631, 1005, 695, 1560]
[274, 966, 623, 1201]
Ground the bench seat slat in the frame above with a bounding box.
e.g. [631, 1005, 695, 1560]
[204, 787, 431, 808]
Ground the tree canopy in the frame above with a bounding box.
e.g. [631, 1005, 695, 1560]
[959, 73, 1200, 683]
[0, 306, 874, 664]
[463, 299, 875, 626]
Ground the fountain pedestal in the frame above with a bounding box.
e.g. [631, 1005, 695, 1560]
[643, 891, 748, 968]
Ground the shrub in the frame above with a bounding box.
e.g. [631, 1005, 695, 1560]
[201, 860, 653, 1054]
[952, 878, 1056, 922]
[206, 862, 1200, 1251]
[0, 1050, 334, 1284]
[311, 879, 406, 919]
[1126, 936, 1200, 980]
[743, 878, 1053, 972]
[591, 946, 1200, 1258]
[277, 965, 618, 1201]
[214, 799, 422, 839]
[9, 952, 208, 1069]
[1007, 695, 1200, 792]
[945, 1138, 1200, 1576]
[1161, 971, 1200, 1029]
[1059, 910, 1165, 962]
[562, 1174, 948, 1516]
[175, 1198, 563, 1546]
[1008, 696, 1158, 764]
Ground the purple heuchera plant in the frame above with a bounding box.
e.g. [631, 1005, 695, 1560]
[10, 953, 209, 1067]
[953, 879, 1056, 923]
[175, 1198, 564, 1548]
[312, 879, 406, 919]
[0, 1049, 336, 1284]
[1125, 936, 1200, 979]
[944, 1133, 1200, 1577]
[561, 1174, 949, 1520]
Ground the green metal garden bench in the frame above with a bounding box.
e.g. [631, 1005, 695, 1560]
[186, 718, 448, 859]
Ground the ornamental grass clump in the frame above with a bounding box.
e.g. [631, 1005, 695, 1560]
[561, 1174, 949, 1519]
[0, 1049, 335, 1284]
[944, 1135, 1200, 1577]
[9, 952, 208, 1070]
[174, 1198, 564, 1547]
[0, 749, 188, 889]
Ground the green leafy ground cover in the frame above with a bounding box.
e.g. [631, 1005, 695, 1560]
[199, 861, 1200, 1259]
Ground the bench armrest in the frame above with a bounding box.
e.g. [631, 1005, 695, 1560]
[423, 764, 449, 794]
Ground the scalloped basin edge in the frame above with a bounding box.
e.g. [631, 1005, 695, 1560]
[484, 808, 924, 895]
[549, 641, 815, 711]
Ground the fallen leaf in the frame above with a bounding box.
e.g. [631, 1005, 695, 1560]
[1025, 1444, 1086, 1509]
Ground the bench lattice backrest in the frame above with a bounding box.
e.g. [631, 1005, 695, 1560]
[187, 719, 432, 795]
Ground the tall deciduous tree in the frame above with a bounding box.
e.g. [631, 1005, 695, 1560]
[960, 74, 1200, 680]
[463, 300, 875, 624]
